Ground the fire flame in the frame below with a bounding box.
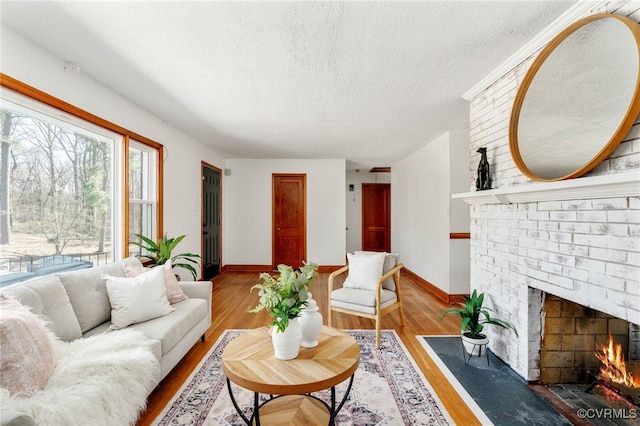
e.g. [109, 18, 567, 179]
[595, 335, 639, 388]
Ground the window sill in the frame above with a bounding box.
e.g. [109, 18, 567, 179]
[452, 171, 640, 205]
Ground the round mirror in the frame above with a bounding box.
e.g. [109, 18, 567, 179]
[510, 14, 640, 182]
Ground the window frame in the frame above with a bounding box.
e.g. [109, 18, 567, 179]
[128, 139, 159, 255]
[0, 73, 163, 259]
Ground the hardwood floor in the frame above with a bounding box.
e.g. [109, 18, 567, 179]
[136, 271, 482, 425]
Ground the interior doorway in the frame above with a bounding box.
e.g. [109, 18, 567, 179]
[272, 174, 306, 269]
[362, 183, 391, 252]
[201, 163, 221, 280]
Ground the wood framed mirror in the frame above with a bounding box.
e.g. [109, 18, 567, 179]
[509, 13, 640, 182]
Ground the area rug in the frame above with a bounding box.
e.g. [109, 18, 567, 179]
[153, 329, 454, 425]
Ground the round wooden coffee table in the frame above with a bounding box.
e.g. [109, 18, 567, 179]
[222, 326, 360, 425]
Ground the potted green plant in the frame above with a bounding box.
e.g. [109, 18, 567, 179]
[129, 233, 201, 280]
[440, 289, 518, 356]
[250, 262, 318, 360]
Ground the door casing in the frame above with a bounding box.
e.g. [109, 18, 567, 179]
[362, 183, 391, 252]
[272, 174, 306, 269]
[201, 162, 222, 279]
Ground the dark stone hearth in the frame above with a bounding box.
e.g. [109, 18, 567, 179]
[423, 336, 571, 425]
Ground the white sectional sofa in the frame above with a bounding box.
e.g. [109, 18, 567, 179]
[0, 257, 212, 425]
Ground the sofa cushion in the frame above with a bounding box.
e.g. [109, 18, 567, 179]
[81, 323, 164, 364]
[0, 275, 82, 341]
[128, 298, 207, 356]
[124, 260, 188, 304]
[0, 294, 57, 397]
[103, 265, 174, 330]
[57, 257, 142, 333]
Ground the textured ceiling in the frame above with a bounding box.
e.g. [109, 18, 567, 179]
[1, 1, 577, 170]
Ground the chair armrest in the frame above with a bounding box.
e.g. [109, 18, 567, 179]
[377, 263, 404, 286]
[328, 265, 349, 292]
[376, 263, 404, 294]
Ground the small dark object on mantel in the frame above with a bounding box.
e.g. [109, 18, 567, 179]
[476, 147, 491, 191]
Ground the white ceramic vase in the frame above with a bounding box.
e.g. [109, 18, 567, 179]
[272, 317, 302, 360]
[461, 333, 489, 356]
[300, 292, 323, 348]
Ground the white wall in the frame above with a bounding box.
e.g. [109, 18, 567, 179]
[1, 26, 226, 278]
[449, 129, 471, 294]
[392, 131, 470, 294]
[223, 159, 346, 267]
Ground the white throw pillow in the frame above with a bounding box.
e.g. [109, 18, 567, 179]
[343, 252, 386, 291]
[124, 260, 188, 304]
[103, 265, 174, 330]
[354, 251, 399, 291]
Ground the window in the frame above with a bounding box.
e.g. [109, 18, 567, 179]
[0, 77, 162, 284]
[128, 140, 158, 255]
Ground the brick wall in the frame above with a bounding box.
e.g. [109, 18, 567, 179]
[540, 294, 629, 384]
[467, 2, 640, 380]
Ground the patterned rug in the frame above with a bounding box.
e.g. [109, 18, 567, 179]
[152, 329, 453, 425]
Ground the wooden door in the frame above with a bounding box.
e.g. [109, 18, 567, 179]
[362, 183, 391, 252]
[272, 174, 306, 269]
[201, 163, 221, 279]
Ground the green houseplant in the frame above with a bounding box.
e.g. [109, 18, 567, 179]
[250, 262, 318, 333]
[440, 289, 517, 356]
[129, 233, 201, 280]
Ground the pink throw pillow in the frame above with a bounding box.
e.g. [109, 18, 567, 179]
[124, 260, 188, 304]
[0, 294, 57, 397]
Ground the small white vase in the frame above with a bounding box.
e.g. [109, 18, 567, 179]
[462, 333, 489, 356]
[272, 317, 302, 360]
[300, 292, 323, 348]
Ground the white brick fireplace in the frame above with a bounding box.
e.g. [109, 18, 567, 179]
[455, 2, 640, 381]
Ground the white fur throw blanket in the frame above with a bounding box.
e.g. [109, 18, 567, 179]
[1, 329, 159, 426]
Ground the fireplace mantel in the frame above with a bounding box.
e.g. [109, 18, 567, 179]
[452, 171, 640, 205]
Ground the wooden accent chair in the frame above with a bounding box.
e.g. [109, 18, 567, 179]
[327, 252, 405, 348]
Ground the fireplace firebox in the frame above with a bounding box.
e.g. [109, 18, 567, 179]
[539, 293, 640, 413]
[540, 294, 637, 385]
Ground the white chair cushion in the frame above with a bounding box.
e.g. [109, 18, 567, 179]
[330, 287, 398, 315]
[354, 251, 399, 291]
[343, 252, 385, 291]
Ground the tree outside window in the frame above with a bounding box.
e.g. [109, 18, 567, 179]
[0, 102, 115, 277]
[1, 82, 162, 284]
